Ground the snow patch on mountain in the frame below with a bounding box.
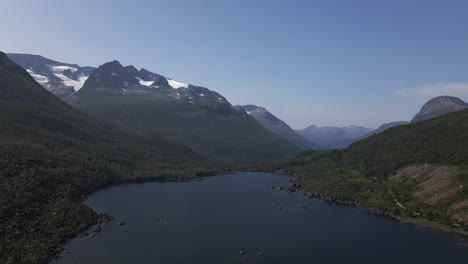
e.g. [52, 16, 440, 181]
[136, 77, 154, 86]
[167, 79, 189, 89]
[58, 72, 87, 91]
[44, 65, 88, 91]
[48, 65, 78, 74]
[26, 70, 49, 86]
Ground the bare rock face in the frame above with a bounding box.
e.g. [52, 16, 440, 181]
[7, 53, 95, 99]
[411, 96, 468, 123]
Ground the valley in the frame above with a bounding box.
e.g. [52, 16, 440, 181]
[2, 2, 468, 262]
[2, 49, 468, 263]
[248, 107, 468, 236]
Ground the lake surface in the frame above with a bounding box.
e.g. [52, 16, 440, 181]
[55, 172, 468, 264]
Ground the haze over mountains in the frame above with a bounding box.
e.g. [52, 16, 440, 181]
[6, 53, 468, 155]
[236, 105, 321, 150]
[297, 96, 468, 148]
[263, 100, 468, 235]
[12, 54, 299, 163]
[331, 121, 409, 148]
[296, 125, 373, 147]
[3, 50, 468, 263]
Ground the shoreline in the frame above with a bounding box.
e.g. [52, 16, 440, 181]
[49, 169, 467, 263]
[49, 170, 226, 264]
[278, 172, 468, 239]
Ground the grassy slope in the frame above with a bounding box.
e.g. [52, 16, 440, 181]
[252, 108, 468, 234]
[0, 53, 218, 264]
[69, 96, 301, 163]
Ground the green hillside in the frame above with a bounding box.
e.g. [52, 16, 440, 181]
[68, 95, 300, 163]
[0, 52, 217, 264]
[253, 108, 468, 234]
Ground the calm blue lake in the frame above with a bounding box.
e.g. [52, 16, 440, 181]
[54, 172, 468, 264]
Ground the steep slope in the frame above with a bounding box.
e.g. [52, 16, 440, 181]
[7, 53, 96, 99]
[331, 121, 409, 148]
[257, 109, 468, 234]
[68, 61, 300, 163]
[71, 60, 227, 103]
[0, 51, 213, 264]
[236, 105, 321, 150]
[411, 96, 468, 122]
[297, 124, 373, 147]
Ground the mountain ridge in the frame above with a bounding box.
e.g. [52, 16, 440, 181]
[236, 104, 321, 150]
[73, 59, 228, 104]
[67, 60, 301, 162]
[330, 121, 409, 148]
[297, 124, 373, 147]
[7, 53, 96, 99]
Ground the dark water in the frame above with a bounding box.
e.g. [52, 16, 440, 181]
[55, 172, 468, 264]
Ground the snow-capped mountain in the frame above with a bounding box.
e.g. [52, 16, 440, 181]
[8, 53, 225, 104]
[66, 61, 299, 162]
[7, 53, 95, 99]
[69, 60, 228, 104]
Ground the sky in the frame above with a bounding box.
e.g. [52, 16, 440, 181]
[2, 0, 468, 129]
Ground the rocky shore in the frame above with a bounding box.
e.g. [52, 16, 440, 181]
[273, 174, 468, 239]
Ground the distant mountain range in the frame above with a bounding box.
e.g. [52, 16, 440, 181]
[7, 53, 468, 156]
[6, 53, 301, 163]
[296, 125, 373, 147]
[236, 105, 321, 150]
[265, 99, 468, 237]
[297, 96, 468, 149]
[330, 121, 409, 148]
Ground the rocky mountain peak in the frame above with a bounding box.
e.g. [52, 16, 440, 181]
[7, 53, 95, 99]
[411, 96, 468, 122]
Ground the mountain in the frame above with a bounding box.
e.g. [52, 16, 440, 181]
[7, 53, 96, 99]
[328, 96, 467, 148]
[258, 108, 468, 235]
[411, 96, 468, 122]
[67, 60, 300, 163]
[331, 121, 409, 148]
[0, 51, 215, 264]
[368, 121, 410, 134]
[236, 105, 321, 150]
[71, 60, 228, 103]
[297, 125, 373, 147]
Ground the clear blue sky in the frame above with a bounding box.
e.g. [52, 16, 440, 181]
[2, 0, 468, 129]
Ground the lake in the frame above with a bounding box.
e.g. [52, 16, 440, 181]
[54, 172, 468, 264]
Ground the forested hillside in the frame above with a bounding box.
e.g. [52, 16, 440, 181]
[253, 108, 468, 234]
[0, 51, 217, 264]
